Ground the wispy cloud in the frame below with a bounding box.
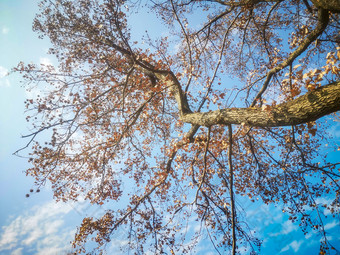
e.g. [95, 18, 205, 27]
[39, 57, 53, 67]
[0, 200, 79, 254]
[0, 66, 8, 77]
[11, 248, 23, 255]
[0, 66, 10, 87]
[281, 220, 298, 235]
[268, 219, 298, 237]
[1, 26, 9, 34]
[324, 221, 338, 231]
[280, 240, 303, 253]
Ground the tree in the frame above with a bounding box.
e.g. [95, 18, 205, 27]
[15, 0, 340, 254]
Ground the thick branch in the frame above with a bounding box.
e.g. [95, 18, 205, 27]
[311, 0, 340, 12]
[181, 81, 340, 127]
[154, 71, 192, 116]
[250, 8, 330, 106]
[102, 38, 193, 116]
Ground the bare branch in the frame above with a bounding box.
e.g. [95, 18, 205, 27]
[227, 124, 236, 255]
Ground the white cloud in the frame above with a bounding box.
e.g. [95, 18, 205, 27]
[36, 246, 70, 255]
[281, 220, 298, 235]
[305, 232, 312, 239]
[291, 240, 303, 252]
[39, 57, 59, 74]
[268, 219, 298, 237]
[0, 66, 10, 87]
[280, 240, 303, 253]
[324, 221, 338, 231]
[2, 26, 9, 34]
[0, 200, 79, 254]
[25, 57, 59, 99]
[0, 66, 8, 77]
[280, 244, 289, 252]
[11, 248, 22, 255]
[0, 79, 10, 87]
[39, 57, 53, 67]
[0, 217, 20, 250]
[25, 86, 42, 100]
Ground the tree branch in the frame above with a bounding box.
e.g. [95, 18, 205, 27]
[227, 124, 236, 255]
[181, 81, 340, 127]
[250, 8, 330, 106]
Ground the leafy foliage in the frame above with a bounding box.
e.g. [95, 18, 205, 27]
[16, 0, 339, 254]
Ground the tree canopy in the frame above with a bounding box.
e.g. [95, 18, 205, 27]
[16, 0, 340, 254]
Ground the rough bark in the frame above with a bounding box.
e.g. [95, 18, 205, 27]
[311, 0, 340, 12]
[181, 81, 340, 127]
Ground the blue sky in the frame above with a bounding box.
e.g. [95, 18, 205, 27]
[0, 1, 339, 254]
[0, 1, 83, 254]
